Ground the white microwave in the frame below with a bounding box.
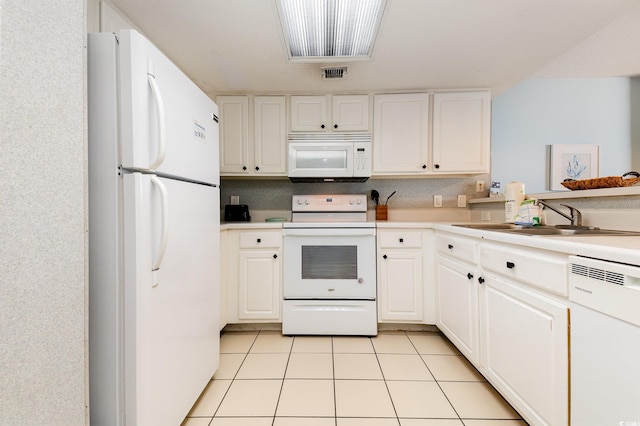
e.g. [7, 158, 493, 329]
[287, 133, 372, 182]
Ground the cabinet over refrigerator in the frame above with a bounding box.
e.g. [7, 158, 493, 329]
[88, 30, 220, 426]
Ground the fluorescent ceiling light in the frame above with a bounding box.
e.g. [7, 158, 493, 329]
[275, 0, 386, 62]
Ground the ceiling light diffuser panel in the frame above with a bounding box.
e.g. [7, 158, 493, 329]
[275, 0, 386, 62]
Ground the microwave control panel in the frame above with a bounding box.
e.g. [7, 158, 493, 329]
[353, 142, 372, 177]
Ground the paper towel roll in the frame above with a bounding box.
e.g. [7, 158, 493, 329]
[505, 181, 525, 223]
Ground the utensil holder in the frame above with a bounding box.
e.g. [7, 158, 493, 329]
[376, 205, 388, 221]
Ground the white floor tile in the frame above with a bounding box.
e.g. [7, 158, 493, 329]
[332, 336, 375, 353]
[250, 331, 294, 353]
[220, 332, 258, 354]
[334, 353, 383, 379]
[407, 333, 460, 355]
[214, 353, 246, 379]
[292, 336, 333, 353]
[275, 418, 335, 426]
[187, 379, 232, 417]
[399, 419, 463, 426]
[421, 355, 485, 382]
[387, 381, 458, 419]
[334, 380, 396, 418]
[377, 354, 434, 381]
[285, 353, 334, 379]
[235, 353, 289, 379]
[215, 379, 282, 417]
[210, 418, 273, 426]
[438, 382, 521, 419]
[461, 421, 528, 426]
[338, 418, 400, 426]
[276, 379, 335, 417]
[181, 417, 213, 426]
[371, 333, 417, 354]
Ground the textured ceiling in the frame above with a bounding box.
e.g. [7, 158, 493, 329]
[105, 0, 640, 97]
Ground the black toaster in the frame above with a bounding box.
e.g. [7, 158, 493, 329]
[224, 204, 251, 222]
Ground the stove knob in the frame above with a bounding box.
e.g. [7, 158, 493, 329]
[297, 200, 302, 205]
[356, 199, 361, 205]
[305, 200, 310, 205]
[349, 199, 354, 205]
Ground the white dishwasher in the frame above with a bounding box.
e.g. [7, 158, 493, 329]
[569, 255, 640, 426]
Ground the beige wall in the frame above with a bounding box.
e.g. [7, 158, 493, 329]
[0, 0, 88, 424]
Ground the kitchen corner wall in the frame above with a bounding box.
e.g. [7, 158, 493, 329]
[0, 0, 87, 424]
[221, 175, 490, 213]
[491, 77, 637, 194]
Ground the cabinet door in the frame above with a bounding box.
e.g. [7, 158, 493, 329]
[373, 93, 429, 174]
[238, 250, 281, 320]
[254, 96, 286, 174]
[290, 95, 327, 131]
[218, 96, 249, 174]
[378, 249, 423, 322]
[436, 256, 479, 364]
[480, 275, 568, 426]
[432, 91, 490, 173]
[332, 95, 369, 131]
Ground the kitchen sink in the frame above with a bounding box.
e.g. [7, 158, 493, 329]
[454, 224, 640, 236]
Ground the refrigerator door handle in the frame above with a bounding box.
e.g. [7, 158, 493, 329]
[147, 73, 166, 170]
[150, 176, 169, 286]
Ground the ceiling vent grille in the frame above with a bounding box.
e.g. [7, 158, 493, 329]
[322, 67, 348, 80]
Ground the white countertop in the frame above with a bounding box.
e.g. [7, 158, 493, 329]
[220, 220, 640, 265]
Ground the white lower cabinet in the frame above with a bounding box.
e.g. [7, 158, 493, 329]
[480, 274, 569, 426]
[377, 229, 426, 322]
[226, 229, 282, 323]
[436, 255, 480, 364]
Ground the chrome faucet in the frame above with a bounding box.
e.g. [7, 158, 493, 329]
[536, 201, 583, 227]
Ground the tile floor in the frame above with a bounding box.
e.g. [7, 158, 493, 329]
[182, 330, 528, 426]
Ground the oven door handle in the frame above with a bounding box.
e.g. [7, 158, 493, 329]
[283, 228, 375, 237]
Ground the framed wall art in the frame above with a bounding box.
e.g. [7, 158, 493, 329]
[548, 144, 600, 191]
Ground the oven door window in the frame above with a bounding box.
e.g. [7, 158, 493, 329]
[302, 245, 357, 279]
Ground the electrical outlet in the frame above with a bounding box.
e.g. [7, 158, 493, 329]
[481, 211, 491, 221]
[434, 195, 443, 208]
[458, 195, 467, 208]
[476, 181, 485, 192]
[230, 195, 240, 205]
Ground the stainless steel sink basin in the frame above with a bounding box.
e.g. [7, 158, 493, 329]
[454, 224, 640, 236]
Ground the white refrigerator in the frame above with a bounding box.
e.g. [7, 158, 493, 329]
[88, 30, 220, 425]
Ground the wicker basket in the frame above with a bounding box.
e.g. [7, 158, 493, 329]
[561, 172, 640, 190]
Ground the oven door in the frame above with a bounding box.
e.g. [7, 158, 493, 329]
[283, 227, 376, 299]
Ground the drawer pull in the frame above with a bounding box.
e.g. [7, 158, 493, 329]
[466, 272, 474, 280]
[478, 277, 485, 284]
[273, 254, 278, 259]
[448, 244, 453, 250]
[383, 254, 388, 259]
[257, 238, 261, 243]
[506, 261, 515, 269]
[399, 238, 404, 243]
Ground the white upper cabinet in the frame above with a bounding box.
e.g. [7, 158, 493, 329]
[373, 93, 430, 174]
[253, 96, 287, 174]
[218, 95, 287, 176]
[218, 96, 249, 174]
[290, 95, 369, 132]
[432, 91, 490, 173]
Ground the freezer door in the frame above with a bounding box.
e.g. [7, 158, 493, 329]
[123, 173, 219, 426]
[119, 30, 219, 184]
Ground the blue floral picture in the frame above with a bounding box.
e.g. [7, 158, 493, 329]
[549, 144, 600, 191]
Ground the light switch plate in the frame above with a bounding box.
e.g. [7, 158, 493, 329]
[434, 195, 443, 208]
[230, 196, 240, 205]
[458, 195, 467, 208]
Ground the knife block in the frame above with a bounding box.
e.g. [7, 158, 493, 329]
[376, 205, 388, 221]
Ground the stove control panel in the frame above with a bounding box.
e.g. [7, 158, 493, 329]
[292, 194, 367, 213]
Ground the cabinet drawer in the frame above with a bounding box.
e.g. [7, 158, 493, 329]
[378, 231, 422, 248]
[481, 243, 568, 296]
[239, 232, 282, 249]
[436, 234, 478, 264]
